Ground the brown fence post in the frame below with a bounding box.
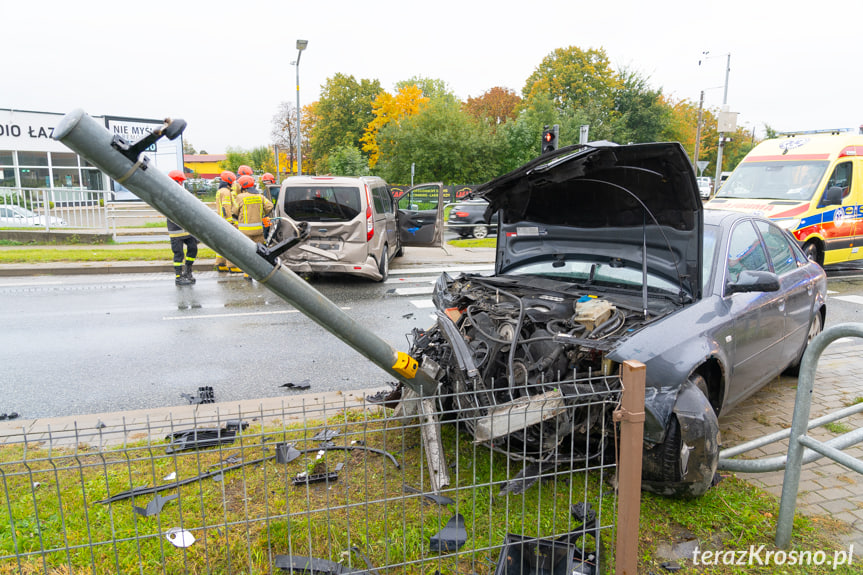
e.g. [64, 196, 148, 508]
[615, 360, 646, 575]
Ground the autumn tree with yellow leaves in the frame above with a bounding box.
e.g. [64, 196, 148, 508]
[361, 84, 428, 168]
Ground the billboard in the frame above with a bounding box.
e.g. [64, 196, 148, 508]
[104, 116, 184, 200]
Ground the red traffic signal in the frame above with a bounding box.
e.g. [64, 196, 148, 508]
[541, 125, 559, 154]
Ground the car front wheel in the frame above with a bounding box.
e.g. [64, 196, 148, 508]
[803, 240, 824, 267]
[471, 225, 489, 239]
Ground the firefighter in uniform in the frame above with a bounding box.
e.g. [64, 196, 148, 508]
[233, 174, 274, 279]
[259, 173, 276, 237]
[215, 170, 242, 273]
[167, 170, 199, 286]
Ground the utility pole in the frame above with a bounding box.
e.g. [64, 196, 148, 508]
[693, 90, 704, 168]
[713, 53, 731, 189]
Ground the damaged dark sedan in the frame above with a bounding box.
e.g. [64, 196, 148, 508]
[404, 142, 827, 497]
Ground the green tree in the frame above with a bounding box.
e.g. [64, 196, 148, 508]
[327, 145, 370, 176]
[221, 147, 251, 173]
[375, 95, 501, 185]
[612, 68, 671, 144]
[523, 46, 622, 115]
[309, 73, 382, 174]
[182, 140, 197, 155]
[395, 76, 453, 101]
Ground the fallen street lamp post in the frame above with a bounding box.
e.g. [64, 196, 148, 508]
[52, 109, 438, 402]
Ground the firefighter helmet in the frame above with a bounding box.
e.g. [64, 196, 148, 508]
[261, 172, 275, 184]
[220, 170, 236, 184]
[237, 175, 256, 189]
[237, 165, 254, 177]
[168, 170, 186, 183]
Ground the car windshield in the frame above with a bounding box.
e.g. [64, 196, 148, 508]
[506, 259, 680, 294]
[716, 161, 829, 201]
[281, 186, 361, 222]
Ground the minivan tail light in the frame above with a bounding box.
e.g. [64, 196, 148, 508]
[364, 184, 374, 241]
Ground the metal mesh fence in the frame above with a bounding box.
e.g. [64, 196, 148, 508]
[0, 375, 620, 575]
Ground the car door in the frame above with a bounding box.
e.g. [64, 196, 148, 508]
[754, 220, 818, 367]
[724, 219, 787, 405]
[818, 160, 856, 265]
[397, 183, 444, 246]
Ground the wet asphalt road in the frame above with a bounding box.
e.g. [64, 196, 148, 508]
[2, 263, 862, 420]
[0, 269, 461, 419]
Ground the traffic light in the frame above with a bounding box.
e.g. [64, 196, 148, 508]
[541, 124, 559, 154]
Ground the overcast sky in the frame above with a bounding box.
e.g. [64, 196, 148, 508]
[7, 0, 861, 154]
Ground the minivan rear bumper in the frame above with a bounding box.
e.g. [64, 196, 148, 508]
[282, 256, 382, 281]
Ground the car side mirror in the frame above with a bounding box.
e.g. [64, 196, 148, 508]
[726, 270, 781, 296]
[821, 186, 844, 206]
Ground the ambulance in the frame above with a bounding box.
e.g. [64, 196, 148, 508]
[707, 129, 863, 266]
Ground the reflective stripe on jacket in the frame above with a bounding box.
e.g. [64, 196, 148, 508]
[216, 187, 235, 223]
[232, 192, 274, 235]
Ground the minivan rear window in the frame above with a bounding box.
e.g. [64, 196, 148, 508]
[282, 186, 362, 222]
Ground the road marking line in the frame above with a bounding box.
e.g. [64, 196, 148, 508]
[163, 307, 351, 321]
[410, 299, 435, 308]
[394, 286, 434, 296]
[832, 295, 863, 305]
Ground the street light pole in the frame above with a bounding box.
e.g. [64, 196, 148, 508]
[713, 53, 731, 190]
[295, 39, 308, 176]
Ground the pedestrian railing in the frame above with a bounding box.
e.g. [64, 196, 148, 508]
[0, 187, 109, 232]
[717, 323, 863, 548]
[0, 366, 645, 575]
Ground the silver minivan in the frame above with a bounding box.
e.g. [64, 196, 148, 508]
[272, 176, 443, 281]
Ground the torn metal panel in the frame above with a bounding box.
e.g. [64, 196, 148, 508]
[473, 389, 566, 443]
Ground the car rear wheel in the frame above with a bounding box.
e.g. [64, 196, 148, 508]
[803, 240, 824, 267]
[377, 245, 389, 282]
[784, 310, 823, 376]
[472, 225, 489, 239]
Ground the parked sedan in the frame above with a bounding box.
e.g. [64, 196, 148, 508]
[446, 199, 498, 238]
[401, 142, 826, 497]
[0, 204, 67, 227]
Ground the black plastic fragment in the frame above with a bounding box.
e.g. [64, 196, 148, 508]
[293, 462, 345, 485]
[660, 561, 682, 572]
[364, 382, 402, 407]
[312, 429, 340, 442]
[132, 493, 178, 517]
[429, 513, 467, 552]
[0, 413, 20, 421]
[165, 420, 248, 453]
[180, 386, 215, 404]
[280, 379, 311, 390]
[403, 485, 455, 506]
[274, 555, 346, 575]
[276, 443, 302, 464]
[498, 460, 552, 497]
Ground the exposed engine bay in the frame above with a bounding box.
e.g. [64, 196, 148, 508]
[406, 272, 678, 464]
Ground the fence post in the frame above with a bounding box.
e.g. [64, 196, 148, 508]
[615, 360, 645, 575]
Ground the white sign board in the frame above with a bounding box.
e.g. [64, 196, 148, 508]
[0, 109, 70, 152]
[105, 116, 184, 200]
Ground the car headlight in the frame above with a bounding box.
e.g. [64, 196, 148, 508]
[776, 218, 800, 231]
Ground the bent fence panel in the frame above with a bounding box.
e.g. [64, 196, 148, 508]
[0, 374, 621, 575]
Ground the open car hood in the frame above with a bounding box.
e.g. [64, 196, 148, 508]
[473, 143, 703, 301]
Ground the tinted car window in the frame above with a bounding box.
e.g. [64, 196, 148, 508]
[755, 220, 797, 275]
[282, 186, 361, 222]
[371, 187, 385, 214]
[726, 220, 769, 283]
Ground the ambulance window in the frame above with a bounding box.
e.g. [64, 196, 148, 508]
[825, 162, 853, 200]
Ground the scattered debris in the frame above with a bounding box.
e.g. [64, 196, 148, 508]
[312, 429, 340, 442]
[402, 312, 414, 319]
[280, 379, 311, 391]
[162, 472, 176, 481]
[293, 463, 345, 485]
[402, 485, 455, 506]
[660, 561, 682, 572]
[95, 420, 107, 429]
[0, 413, 20, 421]
[164, 419, 248, 453]
[132, 494, 177, 517]
[274, 555, 346, 575]
[275, 443, 301, 464]
[364, 383, 402, 408]
[180, 386, 215, 405]
[497, 460, 552, 497]
[166, 527, 196, 548]
[429, 513, 467, 552]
